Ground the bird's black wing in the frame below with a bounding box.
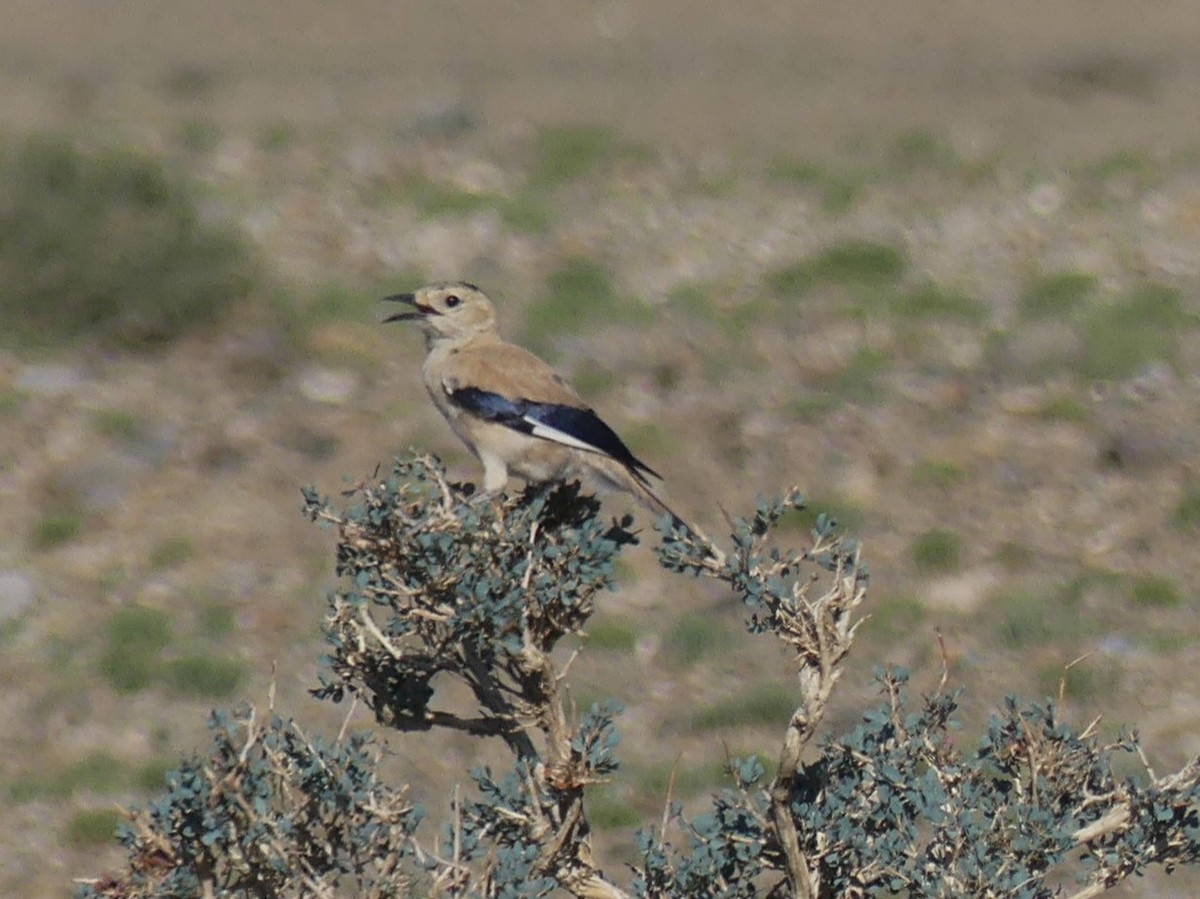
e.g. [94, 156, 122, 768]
[449, 386, 661, 480]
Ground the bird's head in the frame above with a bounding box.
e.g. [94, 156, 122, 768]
[382, 282, 497, 343]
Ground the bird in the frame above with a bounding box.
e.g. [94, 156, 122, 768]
[382, 281, 684, 526]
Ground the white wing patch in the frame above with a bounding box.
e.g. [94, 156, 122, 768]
[525, 417, 603, 454]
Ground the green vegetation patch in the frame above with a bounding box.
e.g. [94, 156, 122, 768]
[8, 750, 127, 803]
[163, 655, 247, 699]
[690, 683, 797, 732]
[397, 172, 498, 219]
[662, 612, 733, 669]
[197, 599, 238, 639]
[586, 786, 644, 831]
[808, 241, 908, 287]
[1080, 284, 1192, 381]
[292, 281, 388, 330]
[32, 510, 85, 549]
[258, 121, 298, 153]
[1020, 272, 1098, 321]
[1036, 660, 1122, 703]
[1035, 394, 1092, 424]
[893, 283, 987, 322]
[528, 125, 622, 188]
[585, 614, 640, 653]
[766, 241, 908, 300]
[1173, 487, 1200, 531]
[98, 604, 173, 693]
[911, 458, 968, 489]
[994, 589, 1060, 649]
[135, 757, 178, 793]
[862, 595, 927, 640]
[64, 808, 123, 848]
[995, 541, 1035, 572]
[1077, 149, 1157, 193]
[496, 194, 554, 234]
[665, 282, 718, 322]
[813, 347, 893, 404]
[569, 360, 618, 398]
[787, 392, 842, 423]
[764, 261, 815, 299]
[911, 529, 963, 573]
[0, 390, 24, 417]
[90, 409, 143, 443]
[524, 257, 650, 353]
[149, 536, 195, 570]
[1130, 575, 1183, 609]
[889, 129, 960, 173]
[177, 119, 220, 154]
[990, 579, 1107, 650]
[634, 758, 747, 800]
[766, 158, 862, 213]
[0, 135, 255, 349]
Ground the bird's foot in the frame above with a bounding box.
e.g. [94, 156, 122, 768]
[467, 488, 501, 505]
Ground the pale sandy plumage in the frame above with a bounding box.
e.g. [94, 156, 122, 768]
[383, 282, 682, 523]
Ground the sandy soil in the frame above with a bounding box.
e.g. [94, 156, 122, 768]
[4, 0, 1200, 161]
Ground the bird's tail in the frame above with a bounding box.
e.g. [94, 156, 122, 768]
[582, 457, 702, 541]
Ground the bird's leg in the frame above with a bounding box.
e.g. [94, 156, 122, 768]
[476, 452, 511, 500]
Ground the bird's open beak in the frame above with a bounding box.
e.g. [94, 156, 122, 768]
[381, 293, 429, 323]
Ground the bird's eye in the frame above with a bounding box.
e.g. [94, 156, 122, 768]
[444, 295, 461, 308]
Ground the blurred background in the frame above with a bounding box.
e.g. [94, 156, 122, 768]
[3, 2, 1200, 894]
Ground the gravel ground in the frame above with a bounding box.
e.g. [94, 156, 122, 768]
[3, 4, 1200, 895]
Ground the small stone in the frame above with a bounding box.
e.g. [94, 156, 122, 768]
[1141, 192, 1172, 225]
[122, 422, 181, 467]
[15, 363, 83, 397]
[1098, 635, 1135, 656]
[450, 159, 507, 195]
[1027, 182, 1065, 217]
[1097, 412, 1188, 471]
[225, 414, 265, 445]
[1124, 362, 1174, 400]
[222, 326, 291, 385]
[0, 570, 36, 620]
[996, 386, 1048, 415]
[296, 366, 357, 406]
[923, 568, 1001, 615]
[343, 141, 386, 180]
[136, 579, 174, 606]
[838, 462, 880, 507]
[278, 423, 340, 460]
[636, 635, 659, 665]
[213, 137, 254, 178]
[51, 457, 141, 513]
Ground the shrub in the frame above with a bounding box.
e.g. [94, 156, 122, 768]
[0, 135, 255, 348]
[78, 455, 1200, 898]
